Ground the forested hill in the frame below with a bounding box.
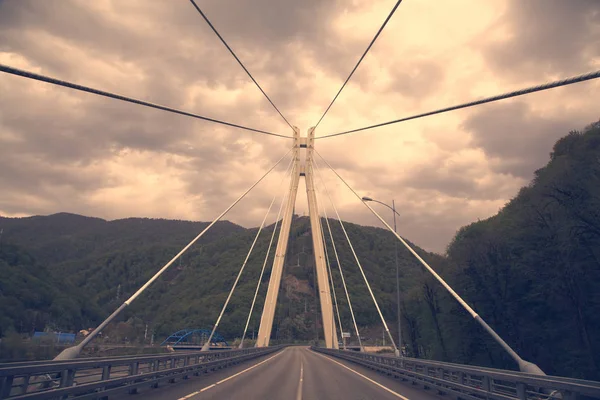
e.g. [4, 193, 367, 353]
[1, 120, 599, 380]
[0, 213, 244, 264]
[0, 211, 437, 350]
[0, 215, 245, 338]
[443, 120, 600, 379]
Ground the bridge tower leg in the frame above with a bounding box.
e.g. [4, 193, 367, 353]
[256, 127, 301, 347]
[305, 127, 338, 349]
[256, 127, 338, 349]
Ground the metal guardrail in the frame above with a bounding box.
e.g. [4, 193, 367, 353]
[0, 346, 283, 399]
[311, 347, 600, 400]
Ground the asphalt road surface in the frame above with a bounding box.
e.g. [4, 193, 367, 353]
[123, 346, 441, 400]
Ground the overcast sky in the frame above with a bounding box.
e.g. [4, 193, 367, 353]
[0, 0, 598, 253]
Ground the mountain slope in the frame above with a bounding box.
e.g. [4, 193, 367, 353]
[0, 244, 101, 337]
[0, 212, 437, 348]
[0, 213, 244, 264]
[444, 120, 600, 379]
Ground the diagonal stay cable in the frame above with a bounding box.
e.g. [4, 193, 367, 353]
[239, 157, 295, 348]
[314, 0, 403, 128]
[54, 146, 292, 360]
[318, 70, 600, 139]
[315, 148, 547, 373]
[318, 198, 344, 346]
[314, 169, 346, 348]
[203, 155, 294, 350]
[0, 64, 291, 138]
[188, 0, 294, 130]
[314, 163, 363, 350]
[313, 157, 398, 354]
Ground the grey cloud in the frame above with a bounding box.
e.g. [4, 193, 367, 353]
[0, 58, 288, 225]
[0, 0, 300, 125]
[199, 0, 365, 75]
[0, 75, 218, 163]
[320, 150, 519, 208]
[323, 193, 486, 254]
[2, 0, 597, 254]
[400, 168, 477, 199]
[0, 0, 242, 86]
[0, 0, 376, 131]
[479, 0, 600, 78]
[0, 0, 296, 162]
[462, 101, 595, 179]
[199, 0, 335, 45]
[0, 152, 112, 194]
[385, 60, 444, 99]
[0, 152, 104, 217]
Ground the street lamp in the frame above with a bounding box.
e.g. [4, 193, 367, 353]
[362, 198, 545, 375]
[362, 196, 403, 357]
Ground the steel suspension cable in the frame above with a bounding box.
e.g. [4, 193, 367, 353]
[0, 64, 290, 139]
[314, 0, 403, 128]
[239, 159, 295, 348]
[317, 70, 600, 139]
[313, 158, 398, 354]
[315, 149, 546, 373]
[203, 156, 294, 350]
[317, 194, 344, 347]
[54, 146, 293, 360]
[314, 172, 346, 349]
[314, 164, 363, 350]
[188, 0, 294, 130]
[321, 226, 344, 347]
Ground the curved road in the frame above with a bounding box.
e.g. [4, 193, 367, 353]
[126, 347, 441, 400]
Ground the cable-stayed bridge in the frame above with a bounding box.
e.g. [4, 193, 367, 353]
[1, 0, 600, 398]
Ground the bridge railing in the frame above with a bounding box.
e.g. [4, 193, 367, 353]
[311, 347, 600, 400]
[0, 346, 283, 400]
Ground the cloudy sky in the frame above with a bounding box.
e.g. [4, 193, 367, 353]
[0, 0, 598, 253]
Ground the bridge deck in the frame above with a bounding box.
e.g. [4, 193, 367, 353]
[118, 346, 441, 400]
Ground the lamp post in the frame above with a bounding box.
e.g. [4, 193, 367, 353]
[362, 196, 402, 357]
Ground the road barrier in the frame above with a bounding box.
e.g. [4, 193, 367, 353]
[311, 347, 600, 400]
[0, 346, 284, 399]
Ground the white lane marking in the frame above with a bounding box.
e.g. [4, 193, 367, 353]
[177, 350, 285, 400]
[296, 359, 304, 400]
[199, 384, 215, 392]
[311, 351, 410, 400]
